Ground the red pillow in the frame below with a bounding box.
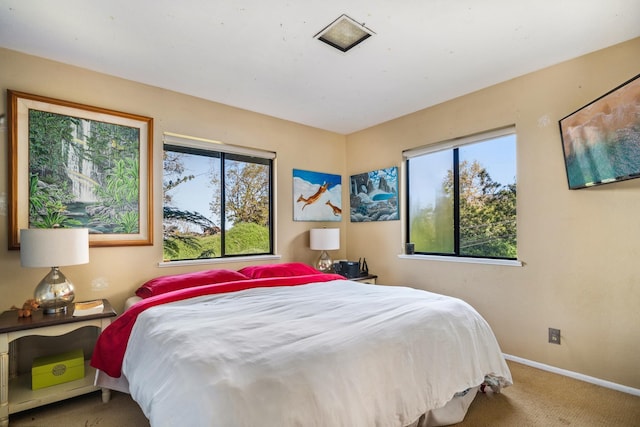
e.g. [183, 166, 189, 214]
[238, 262, 320, 279]
[135, 269, 249, 298]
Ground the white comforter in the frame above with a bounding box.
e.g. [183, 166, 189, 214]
[123, 280, 511, 427]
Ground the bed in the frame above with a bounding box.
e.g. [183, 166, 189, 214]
[91, 263, 512, 427]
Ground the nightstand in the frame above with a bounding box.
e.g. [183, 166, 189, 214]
[350, 274, 378, 284]
[0, 299, 116, 427]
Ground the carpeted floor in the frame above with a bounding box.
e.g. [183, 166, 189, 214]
[458, 361, 640, 426]
[7, 388, 150, 427]
[8, 360, 640, 426]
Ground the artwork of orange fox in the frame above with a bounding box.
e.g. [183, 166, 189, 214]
[326, 200, 341, 216]
[297, 182, 329, 210]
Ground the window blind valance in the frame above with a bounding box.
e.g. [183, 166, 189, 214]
[402, 125, 515, 159]
[163, 132, 276, 160]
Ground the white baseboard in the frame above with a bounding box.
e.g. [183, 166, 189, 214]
[503, 354, 640, 397]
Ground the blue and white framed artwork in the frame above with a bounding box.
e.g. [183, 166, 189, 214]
[293, 169, 342, 221]
[350, 166, 399, 222]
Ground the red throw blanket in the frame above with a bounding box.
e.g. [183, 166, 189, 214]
[91, 273, 344, 378]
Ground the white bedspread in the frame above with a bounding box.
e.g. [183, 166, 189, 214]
[123, 280, 511, 427]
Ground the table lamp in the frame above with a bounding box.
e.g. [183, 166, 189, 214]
[20, 228, 89, 314]
[309, 228, 340, 272]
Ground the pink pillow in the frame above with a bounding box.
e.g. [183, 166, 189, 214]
[238, 262, 320, 279]
[135, 269, 249, 298]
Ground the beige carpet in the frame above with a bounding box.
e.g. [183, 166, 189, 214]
[458, 361, 640, 426]
[8, 361, 640, 426]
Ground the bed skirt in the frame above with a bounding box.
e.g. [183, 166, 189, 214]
[95, 370, 478, 427]
[407, 387, 478, 427]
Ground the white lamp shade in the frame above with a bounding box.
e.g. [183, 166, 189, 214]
[20, 228, 90, 267]
[309, 228, 340, 251]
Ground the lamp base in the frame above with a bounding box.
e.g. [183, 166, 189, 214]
[315, 250, 334, 273]
[34, 267, 75, 315]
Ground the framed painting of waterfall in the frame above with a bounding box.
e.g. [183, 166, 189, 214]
[7, 90, 153, 249]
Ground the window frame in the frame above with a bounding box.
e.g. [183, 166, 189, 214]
[403, 126, 519, 263]
[161, 132, 276, 265]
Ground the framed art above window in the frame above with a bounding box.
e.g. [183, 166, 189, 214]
[7, 90, 153, 248]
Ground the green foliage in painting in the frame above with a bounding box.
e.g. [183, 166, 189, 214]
[27, 109, 141, 234]
[93, 157, 140, 233]
[28, 174, 82, 228]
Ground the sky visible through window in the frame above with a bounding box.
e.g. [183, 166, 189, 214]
[410, 134, 516, 209]
[460, 134, 516, 185]
[168, 154, 220, 225]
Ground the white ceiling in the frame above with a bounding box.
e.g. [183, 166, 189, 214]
[1, 1, 639, 134]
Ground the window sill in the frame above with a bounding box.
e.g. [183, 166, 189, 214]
[397, 254, 522, 267]
[159, 254, 282, 268]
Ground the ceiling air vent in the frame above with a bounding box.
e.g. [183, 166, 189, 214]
[314, 14, 374, 52]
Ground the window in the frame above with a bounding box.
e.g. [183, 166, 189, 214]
[405, 127, 517, 260]
[162, 133, 274, 262]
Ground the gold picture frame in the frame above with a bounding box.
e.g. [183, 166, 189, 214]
[8, 90, 153, 248]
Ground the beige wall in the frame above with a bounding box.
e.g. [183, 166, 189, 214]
[346, 37, 640, 389]
[1, 37, 639, 391]
[0, 48, 347, 313]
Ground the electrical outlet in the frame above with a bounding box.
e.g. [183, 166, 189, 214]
[549, 328, 561, 345]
